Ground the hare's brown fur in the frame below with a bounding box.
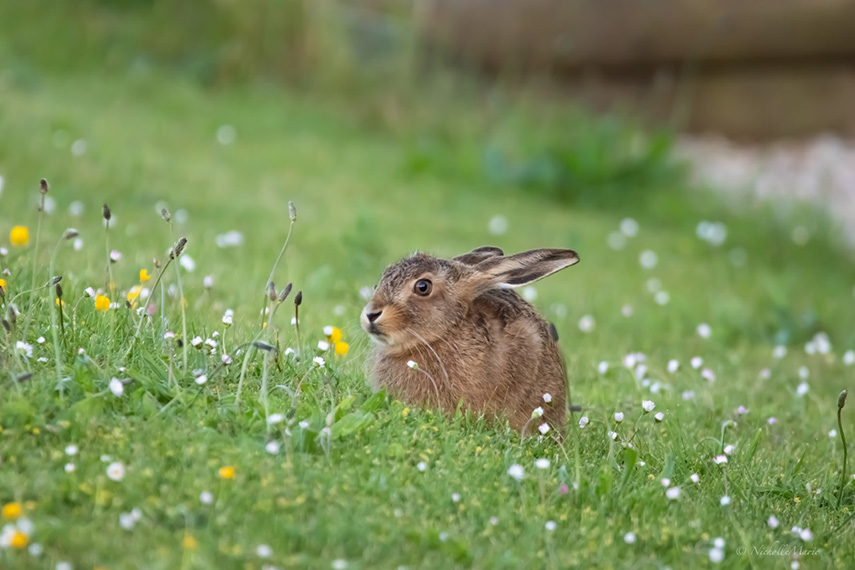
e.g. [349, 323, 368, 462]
[361, 247, 578, 432]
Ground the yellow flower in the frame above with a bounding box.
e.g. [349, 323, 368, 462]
[325, 326, 343, 344]
[402, 407, 409, 417]
[95, 295, 110, 311]
[10, 226, 29, 247]
[140, 269, 150, 282]
[56, 298, 65, 307]
[10, 530, 28, 549]
[127, 286, 142, 303]
[334, 341, 349, 357]
[183, 535, 198, 550]
[0, 278, 6, 289]
[2, 502, 22, 519]
[218, 466, 235, 479]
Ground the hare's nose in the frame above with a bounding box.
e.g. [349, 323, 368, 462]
[366, 310, 383, 323]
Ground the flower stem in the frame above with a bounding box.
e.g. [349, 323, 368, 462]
[48, 237, 65, 398]
[259, 219, 295, 330]
[838, 393, 849, 508]
[169, 223, 188, 373]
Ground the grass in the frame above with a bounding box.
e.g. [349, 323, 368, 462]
[1, 63, 855, 569]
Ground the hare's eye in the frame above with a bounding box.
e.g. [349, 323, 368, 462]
[413, 278, 432, 296]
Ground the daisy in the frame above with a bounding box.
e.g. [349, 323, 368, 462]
[538, 423, 550, 435]
[614, 412, 624, 423]
[107, 461, 126, 481]
[641, 400, 655, 413]
[507, 464, 524, 481]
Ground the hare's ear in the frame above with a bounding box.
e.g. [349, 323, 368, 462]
[475, 248, 579, 288]
[453, 246, 504, 266]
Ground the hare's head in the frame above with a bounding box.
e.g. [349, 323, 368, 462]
[361, 247, 579, 352]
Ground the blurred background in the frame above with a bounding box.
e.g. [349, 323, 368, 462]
[0, 0, 852, 338]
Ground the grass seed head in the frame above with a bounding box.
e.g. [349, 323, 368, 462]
[170, 237, 188, 259]
[102, 203, 111, 221]
[288, 201, 297, 222]
[294, 291, 302, 306]
[64, 228, 79, 240]
[161, 208, 171, 223]
[40, 178, 49, 194]
[267, 281, 277, 301]
[278, 282, 292, 302]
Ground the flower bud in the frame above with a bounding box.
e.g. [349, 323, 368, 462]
[102, 203, 112, 221]
[40, 179, 49, 194]
[839, 390, 848, 410]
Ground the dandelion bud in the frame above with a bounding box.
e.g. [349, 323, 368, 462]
[288, 201, 297, 222]
[267, 281, 277, 301]
[40, 178, 49, 194]
[102, 203, 112, 221]
[64, 228, 79, 240]
[294, 291, 303, 306]
[161, 208, 172, 222]
[839, 390, 848, 410]
[56, 283, 63, 299]
[278, 282, 292, 302]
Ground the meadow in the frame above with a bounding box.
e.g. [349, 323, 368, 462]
[2, 5, 855, 569]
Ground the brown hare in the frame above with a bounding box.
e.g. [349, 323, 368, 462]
[360, 246, 579, 433]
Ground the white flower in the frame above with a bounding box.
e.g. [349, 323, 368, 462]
[796, 382, 809, 397]
[621, 304, 633, 317]
[221, 354, 232, 365]
[488, 215, 509, 235]
[267, 414, 285, 425]
[195, 375, 208, 386]
[284, 347, 295, 358]
[15, 341, 33, 359]
[163, 331, 175, 340]
[713, 455, 728, 465]
[767, 515, 779, 529]
[798, 366, 809, 380]
[215, 231, 244, 248]
[107, 461, 126, 481]
[701, 368, 716, 382]
[28, 542, 43, 556]
[767, 417, 778, 425]
[190, 336, 203, 348]
[843, 350, 855, 366]
[607, 430, 618, 440]
[620, 218, 639, 237]
[697, 323, 711, 339]
[714, 537, 725, 549]
[682, 390, 695, 400]
[799, 528, 812, 542]
[265, 441, 281, 454]
[450, 492, 461, 502]
[507, 464, 525, 481]
[654, 291, 670, 305]
[179, 254, 196, 272]
[830, 429, 839, 438]
[665, 487, 681, 500]
[57, 563, 74, 570]
[331, 560, 348, 570]
[661, 478, 671, 487]
[65, 444, 79, 456]
[317, 340, 330, 351]
[690, 356, 703, 369]
[614, 412, 624, 423]
[538, 423, 550, 435]
[634, 363, 647, 380]
[641, 400, 655, 413]
[720, 495, 731, 506]
[646, 278, 661, 293]
[199, 491, 215, 504]
[119, 512, 136, 530]
[203, 275, 214, 289]
[578, 315, 595, 333]
[544, 520, 557, 531]
[65, 463, 76, 473]
[313, 356, 325, 368]
[578, 416, 589, 428]
[534, 458, 551, 469]
[36, 336, 46, 344]
[542, 393, 552, 403]
[773, 345, 787, 359]
[417, 461, 427, 472]
[109, 378, 124, 397]
[100, 454, 112, 462]
[256, 544, 273, 558]
[406, 360, 418, 370]
[109, 250, 122, 262]
[623, 531, 636, 544]
[654, 412, 664, 422]
[667, 359, 679, 373]
[723, 444, 736, 456]
[298, 421, 310, 429]
[532, 407, 544, 419]
[222, 309, 234, 326]
[690, 473, 700, 484]
[598, 361, 609, 374]
[84, 286, 96, 298]
[73, 238, 84, 251]
[639, 250, 658, 269]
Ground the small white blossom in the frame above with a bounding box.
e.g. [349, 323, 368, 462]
[666, 487, 681, 500]
[714, 537, 725, 549]
[221, 354, 232, 365]
[190, 336, 203, 348]
[654, 291, 670, 305]
[200, 491, 214, 504]
[830, 429, 839, 438]
[179, 254, 196, 272]
[222, 309, 234, 326]
[620, 218, 639, 237]
[545, 520, 557, 531]
[265, 441, 281, 454]
[194, 375, 208, 386]
[267, 413, 285, 425]
[313, 356, 325, 368]
[538, 423, 550, 435]
[109, 250, 122, 262]
[713, 455, 728, 465]
[623, 532, 636, 544]
[598, 361, 609, 374]
[690, 473, 700, 484]
[65, 444, 79, 456]
[317, 340, 330, 351]
[607, 430, 618, 440]
[542, 393, 552, 403]
[532, 407, 544, 419]
[256, 544, 273, 558]
[451, 493, 461, 502]
[578, 315, 595, 333]
[163, 331, 175, 340]
[767, 515, 779, 529]
[621, 304, 633, 317]
[798, 366, 809, 380]
[796, 382, 809, 397]
[724, 444, 736, 456]
[843, 350, 855, 366]
[15, 341, 33, 359]
[641, 400, 655, 413]
[682, 390, 695, 401]
[654, 412, 664, 422]
[521, 286, 537, 301]
[639, 250, 658, 269]
[507, 464, 525, 481]
[534, 458, 550, 469]
[614, 412, 624, 423]
[65, 463, 76, 473]
[578, 416, 589, 428]
[690, 356, 703, 369]
[109, 378, 124, 397]
[720, 495, 731, 506]
[661, 478, 671, 487]
[406, 360, 418, 370]
[697, 323, 712, 339]
[701, 368, 716, 382]
[799, 528, 812, 542]
[417, 461, 427, 472]
[667, 359, 679, 373]
[107, 461, 126, 481]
